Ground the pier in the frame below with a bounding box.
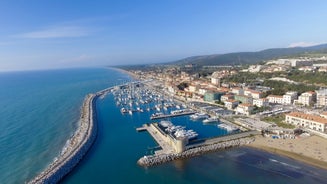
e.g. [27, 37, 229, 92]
[137, 123, 258, 167]
[136, 127, 147, 132]
[150, 111, 195, 120]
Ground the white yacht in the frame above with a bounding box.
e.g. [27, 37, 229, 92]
[120, 108, 128, 114]
[190, 113, 209, 120]
[159, 120, 173, 128]
[217, 123, 238, 132]
[203, 117, 219, 123]
[174, 129, 198, 140]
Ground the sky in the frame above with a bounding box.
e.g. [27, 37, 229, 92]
[0, 0, 327, 71]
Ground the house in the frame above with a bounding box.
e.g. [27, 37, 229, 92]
[221, 94, 234, 103]
[224, 99, 239, 110]
[235, 103, 254, 115]
[253, 98, 269, 107]
[283, 91, 298, 105]
[294, 91, 316, 106]
[198, 88, 209, 95]
[267, 95, 283, 104]
[231, 87, 244, 95]
[316, 89, 327, 107]
[234, 95, 253, 104]
[285, 112, 327, 133]
[188, 84, 200, 93]
[204, 91, 225, 102]
[244, 89, 263, 99]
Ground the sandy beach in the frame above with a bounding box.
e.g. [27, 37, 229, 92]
[110, 67, 139, 80]
[247, 135, 327, 170]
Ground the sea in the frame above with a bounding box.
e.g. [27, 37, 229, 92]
[1, 67, 327, 184]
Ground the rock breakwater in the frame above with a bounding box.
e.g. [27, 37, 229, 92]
[137, 137, 255, 167]
[28, 93, 99, 184]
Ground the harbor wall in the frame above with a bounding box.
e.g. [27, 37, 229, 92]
[150, 123, 186, 153]
[137, 137, 255, 167]
[28, 93, 99, 184]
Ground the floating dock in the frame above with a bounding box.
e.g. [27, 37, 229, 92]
[136, 127, 147, 132]
[150, 111, 195, 120]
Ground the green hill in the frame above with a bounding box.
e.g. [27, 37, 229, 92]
[169, 44, 327, 66]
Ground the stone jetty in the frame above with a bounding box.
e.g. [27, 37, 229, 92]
[28, 93, 99, 184]
[137, 137, 255, 167]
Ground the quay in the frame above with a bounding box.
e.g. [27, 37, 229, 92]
[137, 123, 258, 167]
[150, 111, 195, 120]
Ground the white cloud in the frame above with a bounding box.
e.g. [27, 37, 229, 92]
[288, 42, 322, 48]
[17, 26, 90, 39]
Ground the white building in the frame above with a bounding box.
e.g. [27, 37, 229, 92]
[316, 89, 327, 107]
[221, 94, 234, 103]
[285, 112, 327, 133]
[283, 91, 298, 105]
[294, 91, 316, 106]
[211, 77, 221, 86]
[244, 89, 263, 99]
[198, 88, 209, 95]
[235, 103, 254, 115]
[253, 98, 269, 107]
[267, 95, 284, 104]
[231, 87, 244, 95]
[188, 84, 200, 93]
[224, 99, 239, 110]
[211, 72, 221, 87]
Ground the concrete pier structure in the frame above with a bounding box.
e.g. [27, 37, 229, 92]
[138, 123, 258, 167]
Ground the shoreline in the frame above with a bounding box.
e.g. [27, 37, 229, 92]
[246, 135, 327, 170]
[109, 67, 139, 80]
[115, 68, 327, 171]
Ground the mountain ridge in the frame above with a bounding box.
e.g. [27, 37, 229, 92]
[168, 43, 327, 66]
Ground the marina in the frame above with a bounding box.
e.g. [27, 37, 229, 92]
[137, 122, 258, 167]
[109, 81, 258, 167]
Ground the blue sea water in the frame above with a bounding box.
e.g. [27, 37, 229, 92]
[0, 67, 130, 183]
[1, 67, 327, 184]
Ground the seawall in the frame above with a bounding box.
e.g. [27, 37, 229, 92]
[137, 137, 255, 167]
[28, 93, 99, 184]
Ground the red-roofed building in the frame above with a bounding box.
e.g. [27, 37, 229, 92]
[285, 112, 327, 132]
[231, 87, 244, 95]
[224, 99, 239, 110]
[221, 94, 234, 103]
[244, 89, 263, 99]
[235, 103, 254, 115]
